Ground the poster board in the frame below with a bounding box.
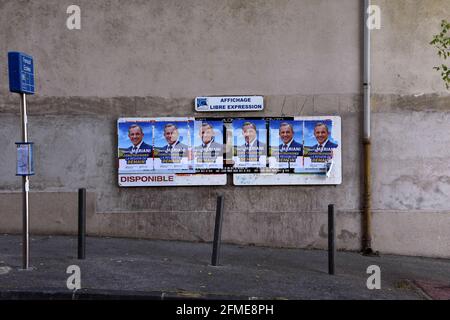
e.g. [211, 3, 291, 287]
[118, 117, 226, 186]
[117, 116, 341, 186]
[233, 116, 342, 185]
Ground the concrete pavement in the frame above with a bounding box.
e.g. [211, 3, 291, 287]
[0, 234, 449, 300]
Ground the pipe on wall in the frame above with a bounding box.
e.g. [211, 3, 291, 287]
[362, 0, 373, 254]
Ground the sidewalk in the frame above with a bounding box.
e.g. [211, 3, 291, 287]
[0, 234, 449, 300]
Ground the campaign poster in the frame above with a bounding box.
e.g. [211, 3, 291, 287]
[193, 119, 224, 170]
[232, 119, 267, 169]
[153, 118, 194, 173]
[296, 119, 338, 174]
[118, 119, 154, 173]
[268, 119, 303, 170]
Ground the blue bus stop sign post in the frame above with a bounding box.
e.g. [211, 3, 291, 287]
[8, 51, 35, 270]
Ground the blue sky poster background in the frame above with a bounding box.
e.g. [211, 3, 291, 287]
[193, 120, 224, 147]
[232, 119, 267, 147]
[153, 120, 193, 148]
[118, 121, 153, 149]
[269, 120, 303, 149]
[303, 120, 338, 147]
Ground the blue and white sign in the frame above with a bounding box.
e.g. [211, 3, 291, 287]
[8, 52, 35, 94]
[195, 96, 264, 112]
[15, 142, 35, 176]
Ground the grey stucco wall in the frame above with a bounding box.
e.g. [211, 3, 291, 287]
[0, 0, 449, 258]
[0, 0, 362, 97]
[372, 0, 449, 94]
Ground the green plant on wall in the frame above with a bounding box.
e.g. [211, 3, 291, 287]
[430, 20, 450, 89]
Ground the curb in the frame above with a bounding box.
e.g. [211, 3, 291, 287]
[0, 288, 270, 300]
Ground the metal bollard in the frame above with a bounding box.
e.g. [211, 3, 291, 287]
[328, 204, 335, 275]
[211, 195, 224, 266]
[78, 188, 86, 259]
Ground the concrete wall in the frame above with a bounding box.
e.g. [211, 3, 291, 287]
[371, 0, 450, 257]
[0, 0, 449, 258]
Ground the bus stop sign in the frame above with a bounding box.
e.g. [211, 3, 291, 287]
[8, 52, 35, 94]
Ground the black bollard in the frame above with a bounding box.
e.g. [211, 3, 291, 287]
[211, 195, 224, 266]
[328, 204, 335, 275]
[78, 188, 86, 259]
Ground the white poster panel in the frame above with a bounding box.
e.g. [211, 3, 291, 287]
[118, 117, 226, 186]
[119, 173, 227, 187]
[234, 116, 342, 185]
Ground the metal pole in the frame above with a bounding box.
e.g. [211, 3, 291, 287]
[211, 195, 224, 266]
[78, 188, 86, 259]
[328, 204, 335, 275]
[20, 93, 30, 270]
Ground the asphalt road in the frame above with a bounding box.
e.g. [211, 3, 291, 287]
[1, 234, 449, 300]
